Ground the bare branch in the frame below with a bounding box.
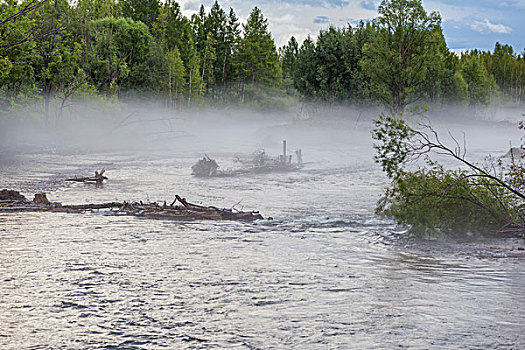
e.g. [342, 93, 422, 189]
[447, 130, 461, 157]
[0, 26, 62, 49]
[0, 0, 47, 26]
[409, 123, 525, 201]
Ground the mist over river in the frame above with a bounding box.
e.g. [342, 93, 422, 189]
[1, 113, 524, 348]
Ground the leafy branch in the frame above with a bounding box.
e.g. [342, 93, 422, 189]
[373, 114, 525, 235]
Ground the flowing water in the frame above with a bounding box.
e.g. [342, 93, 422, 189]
[1, 116, 524, 349]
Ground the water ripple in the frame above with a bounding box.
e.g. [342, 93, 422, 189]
[0, 149, 524, 349]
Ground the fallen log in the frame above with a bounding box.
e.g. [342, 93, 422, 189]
[67, 202, 123, 210]
[66, 168, 108, 184]
[0, 191, 263, 222]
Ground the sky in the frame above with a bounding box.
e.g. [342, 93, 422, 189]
[178, 0, 525, 53]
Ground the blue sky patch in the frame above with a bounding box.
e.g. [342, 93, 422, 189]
[360, 0, 376, 11]
[314, 15, 330, 24]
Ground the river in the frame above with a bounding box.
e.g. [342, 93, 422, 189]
[1, 114, 524, 348]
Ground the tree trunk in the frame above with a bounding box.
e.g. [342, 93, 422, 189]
[43, 79, 52, 126]
[222, 51, 228, 102]
[188, 68, 192, 108]
[251, 62, 256, 85]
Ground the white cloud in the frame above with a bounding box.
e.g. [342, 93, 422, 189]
[471, 18, 512, 34]
[500, 1, 525, 9]
[449, 48, 468, 56]
[180, 0, 203, 12]
[424, 1, 485, 22]
[178, 0, 378, 47]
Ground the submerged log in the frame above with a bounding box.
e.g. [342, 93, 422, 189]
[0, 191, 263, 222]
[66, 168, 108, 184]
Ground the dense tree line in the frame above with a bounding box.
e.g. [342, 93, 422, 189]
[0, 0, 524, 123]
[0, 0, 282, 122]
[285, 0, 525, 113]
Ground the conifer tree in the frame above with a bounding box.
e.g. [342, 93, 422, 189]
[237, 6, 281, 102]
[293, 36, 318, 98]
[120, 0, 160, 28]
[222, 8, 241, 97]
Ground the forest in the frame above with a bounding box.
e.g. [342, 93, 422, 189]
[0, 0, 524, 125]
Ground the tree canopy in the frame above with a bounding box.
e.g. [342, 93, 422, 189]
[0, 0, 523, 122]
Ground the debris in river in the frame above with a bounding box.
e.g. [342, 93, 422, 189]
[192, 140, 303, 177]
[33, 193, 50, 205]
[191, 154, 220, 176]
[66, 168, 108, 184]
[0, 189, 26, 202]
[0, 191, 263, 222]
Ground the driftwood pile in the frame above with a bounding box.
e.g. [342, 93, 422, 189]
[192, 141, 303, 177]
[0, 190, 263, 222]
[191, 155, 220, 177]
[0, 189, 26, 201]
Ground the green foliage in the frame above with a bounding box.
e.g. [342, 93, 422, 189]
[280, 36, 298, 95]
[373, 114, 525, 235]
[0, 0, 285, 113]
[288, 0, 518, 109]
[460, 52, 496, 106]
[205, 1, 227, 91]
[87, 17, 164, 95]
[281, 36, 298, 80]
[163, 47, 186, 108]
[372, 113, 414, 179]
[120, 0, 159, 28]
[419, 29, 465, 104]
[485, 42, 525, 103]
[0, 0, 38, 111]
[151, 0, 183, 51]
[190, 5, 207, 56]
[342, 22, 375, 103]
[361, 0, 442, 113]
[2, 0, 524, 116]
[293, 36, 318, 98]
[234, 7, 281, 104]
[200, 32, 217, 93]
[315, 27, 350, 103]
[377, 162, 520, 234]
[221, 8, 241, 88]
[292, 25, 373, 104]
[186, 52, 203, 106]
[237, 7, 281, 87]
[32, 0, 83, 123]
